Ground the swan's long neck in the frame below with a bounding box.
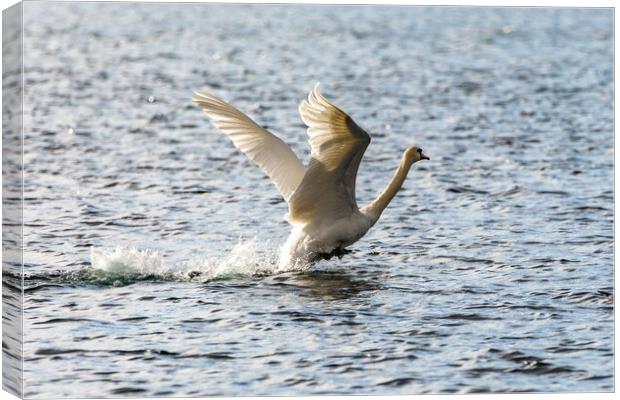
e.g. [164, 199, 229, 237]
[362, 152, 414, 223]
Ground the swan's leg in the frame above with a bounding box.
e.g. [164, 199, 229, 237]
[334, 247, 352, 259]
[318, 247, 352, 260]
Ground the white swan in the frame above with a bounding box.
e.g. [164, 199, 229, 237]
[192, 83, 429, 269]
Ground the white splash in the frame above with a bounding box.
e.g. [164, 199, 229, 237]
[90, 246, 165, 275]
[89, 238, 299, 282]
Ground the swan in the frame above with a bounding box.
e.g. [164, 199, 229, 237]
[192, 83, 429, 269]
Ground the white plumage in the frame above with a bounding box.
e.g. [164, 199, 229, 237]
[191, 91, 305, 201]
[192, 83, 429, 269]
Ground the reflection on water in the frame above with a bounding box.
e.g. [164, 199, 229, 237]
[16, 2, 613, 397]
[275, 270, 385, 300]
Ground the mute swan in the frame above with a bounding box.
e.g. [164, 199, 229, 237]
[192, 83, 429, 269]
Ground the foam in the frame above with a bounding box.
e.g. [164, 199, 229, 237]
[89, 238, 288, 282]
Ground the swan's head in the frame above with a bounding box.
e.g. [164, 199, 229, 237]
[404, 146, 430, 164]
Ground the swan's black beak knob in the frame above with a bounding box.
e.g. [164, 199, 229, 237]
[416, 147, 430, 161]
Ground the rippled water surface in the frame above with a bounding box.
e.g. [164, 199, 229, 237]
[14, 3, 614, 397]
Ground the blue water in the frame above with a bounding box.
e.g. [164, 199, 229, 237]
[12, 3, 614, 397]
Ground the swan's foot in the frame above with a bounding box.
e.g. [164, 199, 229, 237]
[318, 247, 352, 261]
[335, 247, 352, 259]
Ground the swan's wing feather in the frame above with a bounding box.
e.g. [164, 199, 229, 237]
[288, 84, 370, 223]
[299, 83, 370, 162]
[192, 91, 306, 202]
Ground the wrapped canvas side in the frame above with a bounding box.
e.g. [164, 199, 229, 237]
[2, 2, 24, 398]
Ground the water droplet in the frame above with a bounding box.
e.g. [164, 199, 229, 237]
[148, 96, 155, 103]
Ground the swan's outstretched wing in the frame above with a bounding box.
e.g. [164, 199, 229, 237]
[288, 83, 371, 223]
[193, 91, 306, 202]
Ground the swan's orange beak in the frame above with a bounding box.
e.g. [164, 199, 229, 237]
[420, 151, 430, 161]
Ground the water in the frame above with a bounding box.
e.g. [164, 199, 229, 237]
[10, 2, 614, 397]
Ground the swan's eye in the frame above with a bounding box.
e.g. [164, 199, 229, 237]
[417, 148, 423, 154]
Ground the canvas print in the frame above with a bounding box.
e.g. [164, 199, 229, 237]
[2, 1, 614, 398]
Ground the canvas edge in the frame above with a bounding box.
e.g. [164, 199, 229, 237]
[2, 1, 24, 398]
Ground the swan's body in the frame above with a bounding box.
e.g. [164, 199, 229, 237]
[192, 84, 429, 269]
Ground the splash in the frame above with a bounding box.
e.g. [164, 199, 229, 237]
[87, 238, 295, 285]
[90, 247, 166, 275]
